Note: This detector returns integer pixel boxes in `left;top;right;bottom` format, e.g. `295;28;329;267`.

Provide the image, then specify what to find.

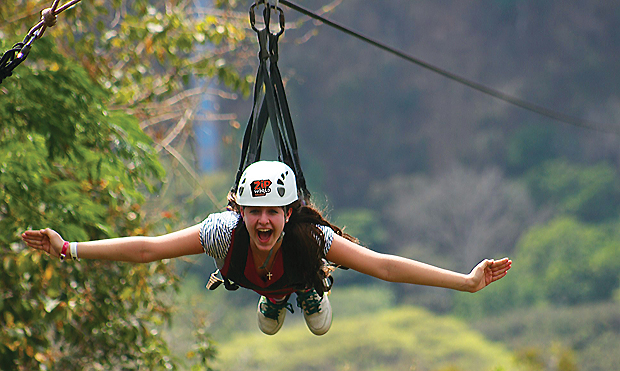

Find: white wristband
70;242;80;261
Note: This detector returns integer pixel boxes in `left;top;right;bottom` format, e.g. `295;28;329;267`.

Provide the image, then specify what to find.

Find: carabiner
272;4;285;37
249;0;284;36
249;2;257;30
250;0;271;32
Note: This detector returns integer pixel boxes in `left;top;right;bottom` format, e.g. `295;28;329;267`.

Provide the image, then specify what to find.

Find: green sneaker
296;289;332;335
257;296;293;335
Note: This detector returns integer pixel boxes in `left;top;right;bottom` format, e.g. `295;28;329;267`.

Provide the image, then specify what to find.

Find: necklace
258;247;274;279
257;231;284;280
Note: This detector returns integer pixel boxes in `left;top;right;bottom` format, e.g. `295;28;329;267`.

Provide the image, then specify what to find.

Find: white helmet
236;161;298;206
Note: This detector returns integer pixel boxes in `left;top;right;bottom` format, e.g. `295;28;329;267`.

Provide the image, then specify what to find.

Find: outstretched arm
326;234;511;293
21;225;205;263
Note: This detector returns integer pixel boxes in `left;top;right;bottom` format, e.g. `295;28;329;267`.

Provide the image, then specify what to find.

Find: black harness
205;218;335;295
218;222;308;296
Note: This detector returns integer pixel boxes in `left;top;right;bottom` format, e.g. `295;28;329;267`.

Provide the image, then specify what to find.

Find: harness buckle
206;269;224;290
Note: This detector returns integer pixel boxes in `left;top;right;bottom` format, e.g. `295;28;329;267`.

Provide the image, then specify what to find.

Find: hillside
162;281;520;371
162;278;618;371
214;306;516;371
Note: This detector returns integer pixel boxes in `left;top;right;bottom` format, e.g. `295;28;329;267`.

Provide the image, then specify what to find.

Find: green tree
1;0;252;369
516;217;620;305
526;160;620;222
455;216;620;315
505;125;559;175
1;39;175;370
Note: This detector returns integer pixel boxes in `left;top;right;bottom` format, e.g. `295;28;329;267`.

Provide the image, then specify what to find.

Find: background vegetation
2;0;619;370
1;0;247;369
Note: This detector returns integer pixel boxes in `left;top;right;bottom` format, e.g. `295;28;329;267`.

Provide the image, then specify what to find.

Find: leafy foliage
454;216;620;316
0;38;178;370
516;217;620;305
505;125;561;175
0;0;253;369
213;305;517;371
333;207;388;248
168;283;517;371
525;159;620;222
20;0;253;104
471;302;619;371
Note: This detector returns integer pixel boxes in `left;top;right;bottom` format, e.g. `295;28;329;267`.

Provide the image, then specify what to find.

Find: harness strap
268;31;310;202
231;1;310;205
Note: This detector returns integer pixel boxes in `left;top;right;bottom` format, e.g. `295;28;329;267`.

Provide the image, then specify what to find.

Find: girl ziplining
21;0;511;336
22;160;512;336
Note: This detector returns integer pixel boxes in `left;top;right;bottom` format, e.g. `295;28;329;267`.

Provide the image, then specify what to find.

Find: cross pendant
267;272;273;280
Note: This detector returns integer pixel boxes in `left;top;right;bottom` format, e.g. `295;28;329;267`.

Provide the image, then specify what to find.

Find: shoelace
260;299;294;320
296;290;321;315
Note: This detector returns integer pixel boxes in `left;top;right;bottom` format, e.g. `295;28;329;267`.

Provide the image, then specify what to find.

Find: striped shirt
199;210;334;266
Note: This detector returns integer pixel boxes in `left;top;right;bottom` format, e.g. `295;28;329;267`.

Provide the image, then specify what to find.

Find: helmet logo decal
277;174;286;197
251;179;272;197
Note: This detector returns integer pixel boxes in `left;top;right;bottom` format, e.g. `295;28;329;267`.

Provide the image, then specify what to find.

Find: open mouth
257;229;273;243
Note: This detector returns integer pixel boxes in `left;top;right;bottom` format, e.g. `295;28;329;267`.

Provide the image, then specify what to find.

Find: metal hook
249;0;284;36
249;1;265;33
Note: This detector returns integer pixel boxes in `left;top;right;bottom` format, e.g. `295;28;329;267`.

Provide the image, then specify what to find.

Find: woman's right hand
21;228;64;259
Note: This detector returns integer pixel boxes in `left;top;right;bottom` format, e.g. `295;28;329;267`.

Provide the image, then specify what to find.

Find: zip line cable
279;0;617;136
2;0;616;135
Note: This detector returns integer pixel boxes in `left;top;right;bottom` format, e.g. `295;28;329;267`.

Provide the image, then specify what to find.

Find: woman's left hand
468;257;512;293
